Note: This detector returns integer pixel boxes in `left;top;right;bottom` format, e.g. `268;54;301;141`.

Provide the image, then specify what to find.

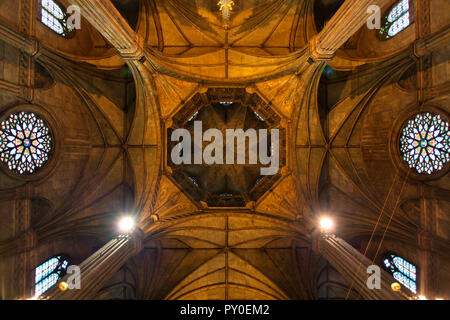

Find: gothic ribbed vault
0;0;449;300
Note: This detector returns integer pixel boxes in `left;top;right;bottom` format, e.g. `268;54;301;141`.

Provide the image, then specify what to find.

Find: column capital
412;25;450;58
417;229;434;252
130;228;144;254
0;23;39;56
308;35;336;62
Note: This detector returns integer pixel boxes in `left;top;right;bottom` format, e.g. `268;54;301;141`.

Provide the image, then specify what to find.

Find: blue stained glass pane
387;0;409;23
220;193;233;197
253;111;264;122
35;257;59;283
380;0;411;39
40;0;71;36
35;273;59;297
34;255;70;297
385;254;417;294
42;0;64;19
188;111;199;122
41;8;64;34
254;176;263;186
388;11;410;37
188;176;199;187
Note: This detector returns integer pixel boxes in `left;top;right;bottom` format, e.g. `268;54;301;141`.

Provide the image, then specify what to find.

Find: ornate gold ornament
217;0;235;26
58;281;69;291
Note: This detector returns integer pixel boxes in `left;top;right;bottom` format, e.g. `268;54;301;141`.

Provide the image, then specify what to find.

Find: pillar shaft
418;197;438;298
44;232;142;300
13;198;35;299
309;0;389;60
67;0;144;60
314;233;406;300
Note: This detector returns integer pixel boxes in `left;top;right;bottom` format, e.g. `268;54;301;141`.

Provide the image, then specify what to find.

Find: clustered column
309;0;390;60
66;0;144;60
43;230;143;300
313;233;406;300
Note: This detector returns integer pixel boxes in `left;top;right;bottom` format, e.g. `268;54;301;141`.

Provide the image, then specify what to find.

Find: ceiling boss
217;0;235;27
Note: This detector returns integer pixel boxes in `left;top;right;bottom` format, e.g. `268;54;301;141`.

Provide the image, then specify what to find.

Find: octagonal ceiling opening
167;88;286;207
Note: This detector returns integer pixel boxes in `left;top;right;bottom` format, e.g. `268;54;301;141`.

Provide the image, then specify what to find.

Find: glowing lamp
119;216;135;233
319;217;334;232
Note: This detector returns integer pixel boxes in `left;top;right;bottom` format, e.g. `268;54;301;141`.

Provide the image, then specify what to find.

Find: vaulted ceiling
0;0;449;300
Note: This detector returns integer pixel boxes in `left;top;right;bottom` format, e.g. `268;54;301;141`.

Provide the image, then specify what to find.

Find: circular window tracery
399;112;449;175
0;112;52;175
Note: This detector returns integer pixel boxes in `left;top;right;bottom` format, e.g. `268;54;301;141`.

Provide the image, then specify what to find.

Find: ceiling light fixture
217;0;235;26
319;217;334;233
118;216;135;233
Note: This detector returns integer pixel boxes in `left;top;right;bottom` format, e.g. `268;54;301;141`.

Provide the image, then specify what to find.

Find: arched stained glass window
0;112;52;175
254;176;263;186
34;255;70;297
400;112;449;174
253;111;265;122
188;111;199;122
379;0;411;39
40;0;73;37
382;253;417;294
188;176;199;187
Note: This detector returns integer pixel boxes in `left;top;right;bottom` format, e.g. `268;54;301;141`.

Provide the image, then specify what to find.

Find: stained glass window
0;112;52;175
400;112;449;174
253;111;264;122
383;253;417;294
34;255;70;297
188;176;199;187
40;0;73;36
254;176;263;186
188;111;199;122
379;0;411;39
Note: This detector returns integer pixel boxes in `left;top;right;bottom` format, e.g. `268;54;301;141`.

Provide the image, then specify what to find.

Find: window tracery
34;255;70;297
0;112;52;175
399;112;449;174
383;253;417;294
379;0;411;39
40;0;73;37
